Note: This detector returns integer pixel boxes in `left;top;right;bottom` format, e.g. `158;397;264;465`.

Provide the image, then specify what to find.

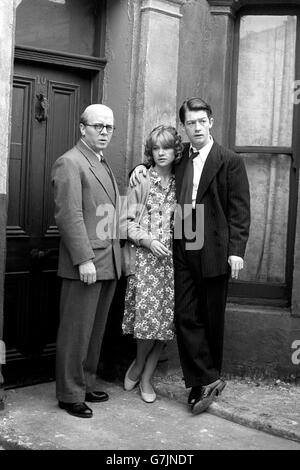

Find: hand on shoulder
129;165;147;187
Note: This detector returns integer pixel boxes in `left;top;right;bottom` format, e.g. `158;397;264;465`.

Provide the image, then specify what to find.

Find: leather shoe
191;379;227;415
85;391;109;403
188;385;203;406
58;401;93;418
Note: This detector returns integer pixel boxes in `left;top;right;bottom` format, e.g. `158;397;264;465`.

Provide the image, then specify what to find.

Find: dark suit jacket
175;141;250;277
51;139;121;280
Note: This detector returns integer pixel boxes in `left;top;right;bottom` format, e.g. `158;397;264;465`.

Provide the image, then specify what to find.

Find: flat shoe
124;360;140;391
139;383;156;403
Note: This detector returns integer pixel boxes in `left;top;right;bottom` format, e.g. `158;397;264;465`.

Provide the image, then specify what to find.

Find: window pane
16;0;100;56
236;16;296;147
239;154;290;283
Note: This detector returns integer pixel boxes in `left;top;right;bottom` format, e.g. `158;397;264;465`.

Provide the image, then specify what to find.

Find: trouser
173;240;229;388
0;340;4;402
56;278;117;402
0;365;3;399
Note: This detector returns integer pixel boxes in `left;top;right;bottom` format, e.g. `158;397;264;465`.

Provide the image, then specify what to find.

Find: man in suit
130;97;250;414
52;104;121;418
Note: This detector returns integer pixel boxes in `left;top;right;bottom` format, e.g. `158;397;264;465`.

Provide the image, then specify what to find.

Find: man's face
80;107;114;153
183;110;213;150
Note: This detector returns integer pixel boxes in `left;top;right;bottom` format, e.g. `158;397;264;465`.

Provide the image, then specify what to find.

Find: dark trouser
56;278;117;403
173;239;229;388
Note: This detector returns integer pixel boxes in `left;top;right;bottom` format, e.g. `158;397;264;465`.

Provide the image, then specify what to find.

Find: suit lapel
76;140;116;205
175;144;190;200
196;142;223;202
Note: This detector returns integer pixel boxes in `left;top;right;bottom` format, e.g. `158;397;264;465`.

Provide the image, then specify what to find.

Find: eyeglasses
85;123;115;134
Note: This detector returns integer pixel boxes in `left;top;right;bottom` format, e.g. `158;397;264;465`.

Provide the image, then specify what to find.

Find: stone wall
0;0;16;390
103;0;184;194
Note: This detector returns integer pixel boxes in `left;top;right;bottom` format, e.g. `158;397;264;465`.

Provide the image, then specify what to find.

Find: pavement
0;366;300;450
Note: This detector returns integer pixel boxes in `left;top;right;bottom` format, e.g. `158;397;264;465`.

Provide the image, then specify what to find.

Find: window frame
228;5;300;306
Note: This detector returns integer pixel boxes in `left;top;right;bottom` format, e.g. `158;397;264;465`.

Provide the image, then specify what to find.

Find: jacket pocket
90;239;111;249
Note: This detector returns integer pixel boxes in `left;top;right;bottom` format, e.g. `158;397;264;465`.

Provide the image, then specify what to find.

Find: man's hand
228;255;244;279
79;260;97;284
150;240;172;259
129;165;147;187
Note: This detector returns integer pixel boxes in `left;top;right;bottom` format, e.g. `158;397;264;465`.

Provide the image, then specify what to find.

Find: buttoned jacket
51;139;121;280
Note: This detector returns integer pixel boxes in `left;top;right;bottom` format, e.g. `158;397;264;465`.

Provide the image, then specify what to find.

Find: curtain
235;16;296;283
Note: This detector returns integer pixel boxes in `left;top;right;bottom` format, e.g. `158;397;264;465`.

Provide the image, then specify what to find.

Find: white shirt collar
190;135;214;160
81;138;103;161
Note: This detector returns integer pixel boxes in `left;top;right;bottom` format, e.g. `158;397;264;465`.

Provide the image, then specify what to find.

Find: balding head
80;104;114;125
79;104;114;153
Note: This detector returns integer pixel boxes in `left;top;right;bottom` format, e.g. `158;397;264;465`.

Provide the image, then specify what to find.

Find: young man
52;104;121;418
131;98;250;414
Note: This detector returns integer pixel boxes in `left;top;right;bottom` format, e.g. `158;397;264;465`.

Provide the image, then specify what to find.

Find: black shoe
58;401;93;418
188;385;203;406
85;391;109;403
191;379;227;415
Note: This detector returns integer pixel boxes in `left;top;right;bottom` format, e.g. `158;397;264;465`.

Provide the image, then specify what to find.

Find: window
230;12;300;304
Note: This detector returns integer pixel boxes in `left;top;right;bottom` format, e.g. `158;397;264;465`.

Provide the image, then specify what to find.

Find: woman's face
152;144;175;170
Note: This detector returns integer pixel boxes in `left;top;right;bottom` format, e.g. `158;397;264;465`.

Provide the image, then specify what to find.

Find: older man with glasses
51;104;121;418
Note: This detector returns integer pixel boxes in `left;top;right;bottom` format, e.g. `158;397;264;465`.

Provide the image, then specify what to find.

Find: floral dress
122;167;176;340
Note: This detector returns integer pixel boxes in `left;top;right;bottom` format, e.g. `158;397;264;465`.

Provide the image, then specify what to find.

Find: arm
123;182;171;258
52;156;96;283
227;155;251;279
125;183;153;248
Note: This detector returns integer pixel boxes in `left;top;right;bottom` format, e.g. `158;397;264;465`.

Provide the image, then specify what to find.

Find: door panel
4;60;92;386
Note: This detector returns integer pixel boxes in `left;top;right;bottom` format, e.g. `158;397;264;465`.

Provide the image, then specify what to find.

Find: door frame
14;45;107;103
4;30;107;385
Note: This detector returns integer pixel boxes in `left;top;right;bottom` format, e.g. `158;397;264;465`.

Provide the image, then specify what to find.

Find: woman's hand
149;240;172;258
129;165;147;187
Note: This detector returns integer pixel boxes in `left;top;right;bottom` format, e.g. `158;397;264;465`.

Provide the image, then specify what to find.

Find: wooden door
4;60;92;386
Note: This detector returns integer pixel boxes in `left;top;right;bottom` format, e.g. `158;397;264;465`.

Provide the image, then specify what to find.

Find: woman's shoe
124;360;140;391
139;383;156;403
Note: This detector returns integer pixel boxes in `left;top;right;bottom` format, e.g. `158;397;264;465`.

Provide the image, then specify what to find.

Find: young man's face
183;109;213;150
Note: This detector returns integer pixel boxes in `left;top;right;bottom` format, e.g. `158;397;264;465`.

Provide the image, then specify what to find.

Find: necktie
178;150;199;208
100;156;116;201
174;150;199;240
101;156;113;180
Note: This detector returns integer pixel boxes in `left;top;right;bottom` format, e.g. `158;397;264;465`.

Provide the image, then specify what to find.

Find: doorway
4;60;93;386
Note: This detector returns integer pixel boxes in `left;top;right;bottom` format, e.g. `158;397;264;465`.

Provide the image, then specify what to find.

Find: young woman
122;125;183;403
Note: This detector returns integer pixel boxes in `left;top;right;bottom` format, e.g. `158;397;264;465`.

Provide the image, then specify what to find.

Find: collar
189;136;214;160
150;166;174;186
80;138;103;161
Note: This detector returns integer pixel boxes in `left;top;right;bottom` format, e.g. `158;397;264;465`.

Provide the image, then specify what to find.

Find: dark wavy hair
144;125;183;167
179;97;212;124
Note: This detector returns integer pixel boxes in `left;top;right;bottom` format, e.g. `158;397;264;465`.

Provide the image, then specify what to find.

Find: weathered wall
177;0;212;109
103;0;184;193
177;0;233;143
0;0;15;390
103;0;137;194
223;305;300;381
132;0;183;165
